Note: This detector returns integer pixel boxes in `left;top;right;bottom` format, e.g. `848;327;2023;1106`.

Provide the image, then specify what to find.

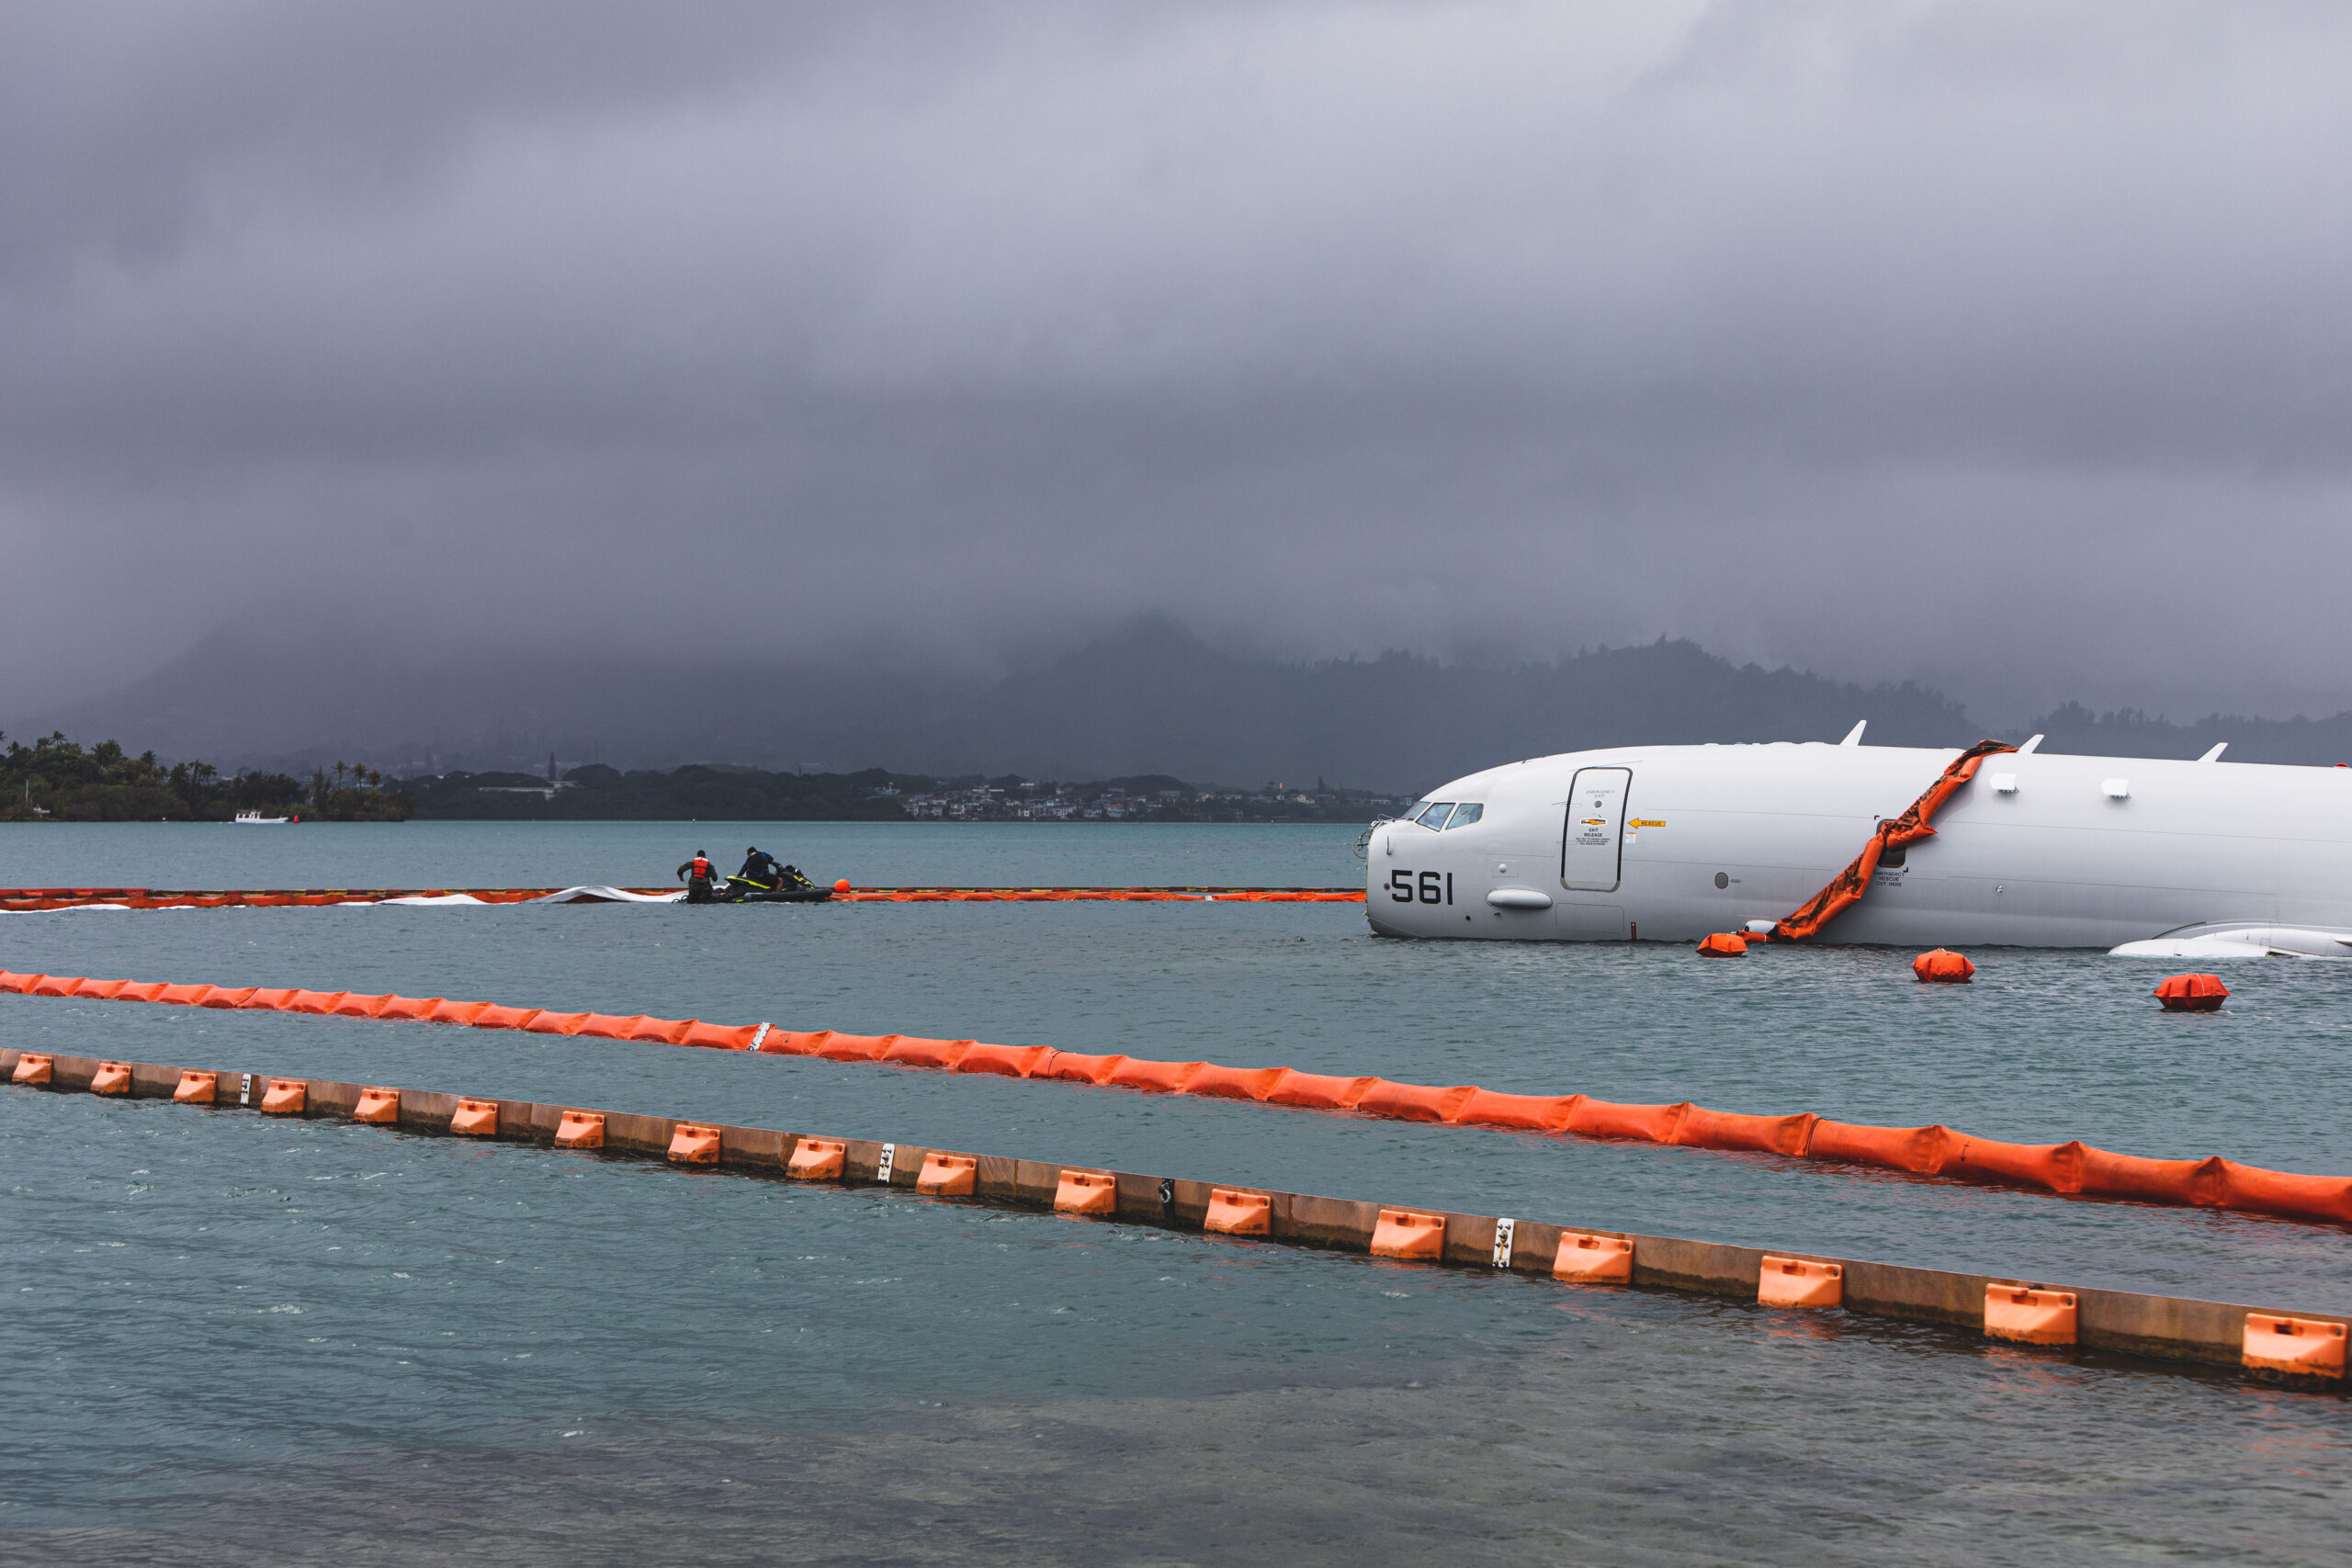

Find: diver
722;845;785;900
676;849;718;904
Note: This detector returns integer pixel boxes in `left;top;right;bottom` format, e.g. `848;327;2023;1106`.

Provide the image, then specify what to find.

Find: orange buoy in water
1696;932;1747;957
833;878;850;893
1913;949;1974;983
2154;973;2228;1012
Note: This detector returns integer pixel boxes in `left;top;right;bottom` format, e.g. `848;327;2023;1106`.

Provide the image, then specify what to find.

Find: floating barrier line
5;1045;2342;1385
0;886;1365;912
6;967;2349;1232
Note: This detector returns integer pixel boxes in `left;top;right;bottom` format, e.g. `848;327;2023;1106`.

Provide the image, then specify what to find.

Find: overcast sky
6;0;2350;724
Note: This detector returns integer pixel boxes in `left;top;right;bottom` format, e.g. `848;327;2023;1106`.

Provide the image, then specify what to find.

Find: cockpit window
1444;803;1483;829
1414;801;1456;829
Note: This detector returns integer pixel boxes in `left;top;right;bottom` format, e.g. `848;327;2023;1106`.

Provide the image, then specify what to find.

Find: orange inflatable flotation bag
1695;932;1747;957
2154;973;2228;1011
1104;1058;1203;1093
1182;1064;1285;1101
951;1043;1051;1078
1037;1052;1126;1084
1448;1089;1580;1132
1913;949;1974;983
1353;1080;1476;1122
1262;1070;1378;1110
882;1036;972;1070
1673;1106;1817;1156
1564;1098;1690;1144
1806;1120;1950;1174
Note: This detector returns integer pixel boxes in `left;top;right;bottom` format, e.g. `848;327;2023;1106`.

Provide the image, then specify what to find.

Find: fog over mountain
23;619;2352;795
6;5;2352;746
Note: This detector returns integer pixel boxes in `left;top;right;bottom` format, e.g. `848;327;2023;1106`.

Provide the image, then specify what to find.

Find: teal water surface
3;822;2346;1564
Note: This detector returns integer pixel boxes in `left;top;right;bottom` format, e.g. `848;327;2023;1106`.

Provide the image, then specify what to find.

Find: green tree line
0;732;413;823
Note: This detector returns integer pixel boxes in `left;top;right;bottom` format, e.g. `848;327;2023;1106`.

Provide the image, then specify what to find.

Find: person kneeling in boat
676;849;718;904
724;845;785;899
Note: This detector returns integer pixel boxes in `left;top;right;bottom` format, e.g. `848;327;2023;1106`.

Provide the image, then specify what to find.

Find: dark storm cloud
5;0;2351;721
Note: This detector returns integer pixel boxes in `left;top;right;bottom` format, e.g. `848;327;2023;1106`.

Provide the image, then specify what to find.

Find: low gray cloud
6;0;2350;725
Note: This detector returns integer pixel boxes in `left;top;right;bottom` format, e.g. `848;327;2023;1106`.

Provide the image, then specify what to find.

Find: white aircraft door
1561;767;1632;892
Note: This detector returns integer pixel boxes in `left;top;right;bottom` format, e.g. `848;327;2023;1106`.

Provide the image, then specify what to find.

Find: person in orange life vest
676;849;718;903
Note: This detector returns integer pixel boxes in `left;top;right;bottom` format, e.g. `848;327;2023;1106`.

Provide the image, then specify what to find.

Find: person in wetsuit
676;849;718;903
723;846;785;899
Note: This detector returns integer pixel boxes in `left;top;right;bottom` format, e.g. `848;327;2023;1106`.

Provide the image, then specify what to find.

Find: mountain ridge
15;618;2352;793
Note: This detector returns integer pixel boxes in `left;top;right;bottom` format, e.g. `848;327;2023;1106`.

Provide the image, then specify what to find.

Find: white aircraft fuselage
1363;740;2352;951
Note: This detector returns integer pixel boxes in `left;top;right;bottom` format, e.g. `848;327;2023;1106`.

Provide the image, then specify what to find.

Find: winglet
1838;721;1867;748
2198;742;2228;763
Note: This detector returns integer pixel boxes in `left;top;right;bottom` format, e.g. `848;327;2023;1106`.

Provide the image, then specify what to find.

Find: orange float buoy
2244;1314;2347;1379
915;1151;977;1195
833;878;850;893
1204;1187;1272;1235
553;1110;605;1149
1913;949;1975;983
667;1122;722;1165
1369;1208;1447;1260
1758;1255;1844;1308
1552;1230;1634;1284
2154;973;2228;1012
1053;1168;1118;1216
1984;1284;2078;1346
1695;932;1747;957
786;1136;846;1179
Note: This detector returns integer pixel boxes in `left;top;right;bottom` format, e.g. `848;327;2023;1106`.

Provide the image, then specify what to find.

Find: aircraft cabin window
1416;801;1456;829
1444;803;1483;829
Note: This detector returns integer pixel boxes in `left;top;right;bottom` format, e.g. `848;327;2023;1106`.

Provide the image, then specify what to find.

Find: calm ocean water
3;822;2347;1563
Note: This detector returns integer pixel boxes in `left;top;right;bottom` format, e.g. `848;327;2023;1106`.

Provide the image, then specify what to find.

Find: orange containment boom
0;884;1365;912
6;1042;2346;1392
1761;739;2015;943
9;962;2352;1230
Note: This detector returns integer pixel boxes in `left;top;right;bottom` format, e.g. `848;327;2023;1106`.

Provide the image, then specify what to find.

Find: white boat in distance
232;810;291;825
1365;727;2352;956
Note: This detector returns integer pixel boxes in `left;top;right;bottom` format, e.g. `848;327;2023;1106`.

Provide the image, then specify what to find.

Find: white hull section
1365;741;2352;950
